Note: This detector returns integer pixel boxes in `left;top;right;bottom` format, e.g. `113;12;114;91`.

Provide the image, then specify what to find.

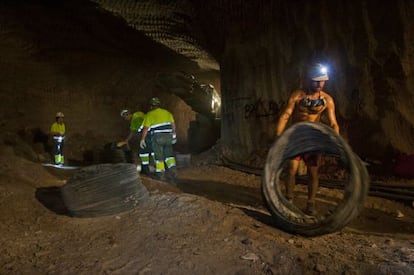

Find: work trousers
151;132;176;174
53;135;65;165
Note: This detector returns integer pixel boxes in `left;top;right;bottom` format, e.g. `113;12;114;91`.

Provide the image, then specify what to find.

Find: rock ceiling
92;0;219;70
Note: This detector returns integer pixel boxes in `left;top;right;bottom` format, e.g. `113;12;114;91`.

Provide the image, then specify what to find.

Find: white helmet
309;63;329;81
56;112;64;118
120;109;129;118
149;97;161;107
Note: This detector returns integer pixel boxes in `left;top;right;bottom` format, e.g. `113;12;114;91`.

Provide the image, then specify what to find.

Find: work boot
167;167;177;179
141;165;152;176
152;172;166;181
166;167;178;185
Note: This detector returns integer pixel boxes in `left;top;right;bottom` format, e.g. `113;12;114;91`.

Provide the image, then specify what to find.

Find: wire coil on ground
262;122;369;236
62;163;149;217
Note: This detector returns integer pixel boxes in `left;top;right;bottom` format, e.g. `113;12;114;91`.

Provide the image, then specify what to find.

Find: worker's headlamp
319;65;328;75
310;63;329;81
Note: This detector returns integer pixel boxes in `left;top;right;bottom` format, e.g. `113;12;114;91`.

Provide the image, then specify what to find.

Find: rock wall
0;1;205;161
195;0;414;168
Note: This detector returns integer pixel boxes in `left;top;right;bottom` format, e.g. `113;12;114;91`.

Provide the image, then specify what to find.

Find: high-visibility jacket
142;108;174;134
50;122;65;135
130;111;145;132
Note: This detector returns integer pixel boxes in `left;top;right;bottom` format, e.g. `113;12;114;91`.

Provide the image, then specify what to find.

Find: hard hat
308;63;329;81
149;97;161;107
56;112;64;118
120;109;129;117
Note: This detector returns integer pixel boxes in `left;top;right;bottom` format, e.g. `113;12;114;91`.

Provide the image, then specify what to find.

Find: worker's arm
275;92;297;137
139;127;149;149
125;130;135;143
326;95;340;134
117;130;136;147
140;127;149;142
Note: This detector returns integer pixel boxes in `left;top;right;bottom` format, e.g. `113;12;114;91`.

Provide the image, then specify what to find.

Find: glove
116;140;127;147
140;139;146;149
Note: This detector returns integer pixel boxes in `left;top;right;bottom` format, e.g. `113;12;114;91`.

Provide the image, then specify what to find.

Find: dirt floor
1;146;414;275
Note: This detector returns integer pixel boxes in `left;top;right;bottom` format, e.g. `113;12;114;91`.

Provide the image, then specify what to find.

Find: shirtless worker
275;62;340;215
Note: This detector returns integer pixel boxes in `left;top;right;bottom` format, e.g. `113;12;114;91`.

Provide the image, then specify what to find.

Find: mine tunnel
2;0;413;196
1;0;413;175
1;0;414;274
2;0;414;236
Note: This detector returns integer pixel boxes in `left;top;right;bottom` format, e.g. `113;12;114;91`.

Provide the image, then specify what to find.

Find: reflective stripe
53;136;65;142
153;129;173;133
54;154;64;164
137;125;151;133
151;122;172;128
165;157;176;169
155;160;165;172
139;153;150;165
151;123;173;133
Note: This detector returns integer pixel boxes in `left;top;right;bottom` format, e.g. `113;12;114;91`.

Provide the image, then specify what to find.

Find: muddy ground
1;146;414;275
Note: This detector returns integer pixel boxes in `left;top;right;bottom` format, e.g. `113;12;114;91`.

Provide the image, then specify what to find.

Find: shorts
294;153;321;167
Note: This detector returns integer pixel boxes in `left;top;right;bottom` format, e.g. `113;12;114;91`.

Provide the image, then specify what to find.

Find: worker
139;97;177;182
50;112;66;166
119;109;152;175
119;109;145;146
275;62;340;215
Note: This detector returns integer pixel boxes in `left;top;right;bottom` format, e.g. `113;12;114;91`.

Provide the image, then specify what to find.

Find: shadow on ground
176;179;264;208
173;178;414;236
36;172;414;236
35;187;70;215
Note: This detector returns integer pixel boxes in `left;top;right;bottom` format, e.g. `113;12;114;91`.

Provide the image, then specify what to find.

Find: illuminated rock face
198;0;414;168
0;0;413;169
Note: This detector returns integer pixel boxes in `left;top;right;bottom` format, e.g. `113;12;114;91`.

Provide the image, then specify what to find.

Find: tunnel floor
1;153;414;274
